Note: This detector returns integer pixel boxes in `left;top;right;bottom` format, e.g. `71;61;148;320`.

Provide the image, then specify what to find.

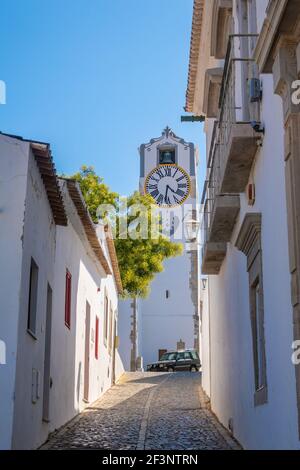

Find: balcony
201;184;239;275
202;241;227;275
201;34;260;275
217;34;262;193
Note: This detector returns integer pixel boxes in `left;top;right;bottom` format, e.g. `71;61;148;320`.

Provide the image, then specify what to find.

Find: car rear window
190;351;199;360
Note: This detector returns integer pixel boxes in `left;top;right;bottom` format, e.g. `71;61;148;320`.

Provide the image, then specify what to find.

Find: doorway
111;316;117;385
84;301;91;402
42;284;52;422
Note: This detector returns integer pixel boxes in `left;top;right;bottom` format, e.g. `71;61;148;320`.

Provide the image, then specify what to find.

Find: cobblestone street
43;372;239;450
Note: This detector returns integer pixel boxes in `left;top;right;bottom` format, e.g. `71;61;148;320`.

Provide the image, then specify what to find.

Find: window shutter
95;316;99;359
65;270;72;329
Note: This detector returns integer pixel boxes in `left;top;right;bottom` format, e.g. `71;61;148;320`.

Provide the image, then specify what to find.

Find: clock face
144;164;191;207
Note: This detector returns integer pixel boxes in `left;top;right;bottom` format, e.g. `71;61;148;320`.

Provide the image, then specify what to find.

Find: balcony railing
201;34;260;274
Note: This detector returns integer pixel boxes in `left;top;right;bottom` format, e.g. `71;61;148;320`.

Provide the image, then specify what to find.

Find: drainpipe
130;297;137;372
208;277;212;399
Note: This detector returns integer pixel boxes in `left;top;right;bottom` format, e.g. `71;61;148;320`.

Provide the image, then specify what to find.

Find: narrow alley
42;373;239;450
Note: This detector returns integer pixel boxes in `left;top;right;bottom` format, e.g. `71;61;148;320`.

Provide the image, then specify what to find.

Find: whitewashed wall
0;137;123;449
47;185;122;438
201;0;300;449
118;299;133;371
0;136;30;449
12;147;57;449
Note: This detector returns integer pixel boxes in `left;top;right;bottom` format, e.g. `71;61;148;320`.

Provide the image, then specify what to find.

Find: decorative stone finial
163;126;172;137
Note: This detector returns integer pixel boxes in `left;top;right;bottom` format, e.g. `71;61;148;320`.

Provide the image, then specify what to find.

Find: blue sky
0;0;205;196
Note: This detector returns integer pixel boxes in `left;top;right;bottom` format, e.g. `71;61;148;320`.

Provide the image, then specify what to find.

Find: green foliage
70;166;183;298
115;191;183;298
71;165;118;222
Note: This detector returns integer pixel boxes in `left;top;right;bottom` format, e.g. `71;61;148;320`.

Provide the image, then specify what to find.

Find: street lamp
185;218;200;241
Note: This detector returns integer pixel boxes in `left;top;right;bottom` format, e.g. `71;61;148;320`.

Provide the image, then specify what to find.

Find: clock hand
165;186;172;204
166;184;176;193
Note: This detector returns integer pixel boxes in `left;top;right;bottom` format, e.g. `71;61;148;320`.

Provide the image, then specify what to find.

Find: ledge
220;123;261;193
202;242;227;275
209;194;240;243
211;0;232;59
203;68;223;118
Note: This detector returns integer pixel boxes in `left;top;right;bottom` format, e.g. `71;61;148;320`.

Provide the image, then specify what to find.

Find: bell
160;151;174;164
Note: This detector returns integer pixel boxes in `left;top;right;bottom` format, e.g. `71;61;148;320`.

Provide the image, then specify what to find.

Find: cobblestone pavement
43;372;239;450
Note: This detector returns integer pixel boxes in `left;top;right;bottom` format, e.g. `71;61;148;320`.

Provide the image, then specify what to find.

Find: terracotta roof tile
65;179;112;276
185;0;205;113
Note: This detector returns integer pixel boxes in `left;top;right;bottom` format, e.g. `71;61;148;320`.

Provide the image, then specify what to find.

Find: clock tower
118;127;200;371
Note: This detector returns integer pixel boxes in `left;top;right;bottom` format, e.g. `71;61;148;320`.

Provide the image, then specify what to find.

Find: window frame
64;269;72;329
236;213;268;406
108;304;114;355
27;257;39;338
95;316;99;359
248;253;267;405
103;294;109;347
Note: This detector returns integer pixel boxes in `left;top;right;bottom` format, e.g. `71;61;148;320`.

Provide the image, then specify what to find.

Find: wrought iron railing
201;34;259;249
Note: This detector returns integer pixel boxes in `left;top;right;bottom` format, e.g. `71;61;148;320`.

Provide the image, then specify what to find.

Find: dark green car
147;349;201;372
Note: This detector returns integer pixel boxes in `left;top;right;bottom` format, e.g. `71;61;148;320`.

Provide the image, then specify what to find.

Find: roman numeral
147;184;158;190
176;189;185;197
176;175;185;182
157;194;164;205
164;195;171;205
150;176;159;183
173;195;181;204
178;183;187;189
156;169;164;179
150;189;159;199
164;167;172;177
173;168;179;178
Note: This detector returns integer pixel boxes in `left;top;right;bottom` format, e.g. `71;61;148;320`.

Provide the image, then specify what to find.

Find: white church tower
119;127;200;370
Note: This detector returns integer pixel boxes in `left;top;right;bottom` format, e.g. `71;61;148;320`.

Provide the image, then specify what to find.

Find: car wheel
190;366;198;372
167;367;174;372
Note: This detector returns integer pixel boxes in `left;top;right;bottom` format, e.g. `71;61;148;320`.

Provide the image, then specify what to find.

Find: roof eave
65;179;112;276
104;224;123;295
185;0;205;114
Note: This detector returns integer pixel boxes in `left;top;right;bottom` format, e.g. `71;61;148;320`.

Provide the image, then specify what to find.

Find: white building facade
186;0;300;449
0;133;124;449
119;128;200;370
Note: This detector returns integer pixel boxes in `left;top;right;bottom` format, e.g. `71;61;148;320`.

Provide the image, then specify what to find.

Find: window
65;270;72;329
190;350;200;361
95;316;99;359
160;352;177;361
108;305;114;355
176;352;185;360
250;279;265;391
27;258;39;337
236;213;267;406
184;352;192;360
104;295;109;346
